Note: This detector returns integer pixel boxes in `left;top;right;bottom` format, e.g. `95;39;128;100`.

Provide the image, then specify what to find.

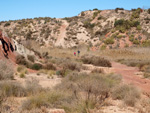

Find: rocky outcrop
0;31;16;61
0;31;35;62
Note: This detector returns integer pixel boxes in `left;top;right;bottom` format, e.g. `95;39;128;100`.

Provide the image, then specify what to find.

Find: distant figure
74;52;76;56
77;50;80;56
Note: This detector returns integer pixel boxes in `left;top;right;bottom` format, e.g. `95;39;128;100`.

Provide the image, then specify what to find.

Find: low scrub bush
142;40;150;47
17;65;28;74
16;55;29;67
22;90;75;111
133;39;140;45
104;38;114;45
81;54;112;67
22;72;121;112
31;63;43;70
4;22;10;27
0;60;14;80
0;81;26;97
25;78;42;95
27;55;35;62
20;73;25;78
112;84;140;106
43;63;56;70
62;61;81;71
100;44;106;50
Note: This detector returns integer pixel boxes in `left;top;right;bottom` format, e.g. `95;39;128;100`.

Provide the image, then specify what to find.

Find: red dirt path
112;62;150;95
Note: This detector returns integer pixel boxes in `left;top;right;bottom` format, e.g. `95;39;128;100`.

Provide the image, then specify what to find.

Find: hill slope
0;8;150;49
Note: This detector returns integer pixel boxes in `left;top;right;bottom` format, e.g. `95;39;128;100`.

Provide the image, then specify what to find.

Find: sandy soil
15;73;62;89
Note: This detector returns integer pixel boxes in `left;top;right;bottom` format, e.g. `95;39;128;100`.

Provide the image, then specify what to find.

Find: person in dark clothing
77;50;80;56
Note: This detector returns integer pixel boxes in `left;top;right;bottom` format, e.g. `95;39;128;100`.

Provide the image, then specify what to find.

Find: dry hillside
0;8;150;49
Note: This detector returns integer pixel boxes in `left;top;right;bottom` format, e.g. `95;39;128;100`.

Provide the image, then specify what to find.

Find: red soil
112;62;150;96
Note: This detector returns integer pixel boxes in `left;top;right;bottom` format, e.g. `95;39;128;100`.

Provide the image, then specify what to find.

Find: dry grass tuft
0;60;14;80
112;84;141;106
81;54;112;67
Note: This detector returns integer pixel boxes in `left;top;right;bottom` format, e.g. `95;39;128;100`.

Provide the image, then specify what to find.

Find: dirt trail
112;62;150;94
55;20;69;47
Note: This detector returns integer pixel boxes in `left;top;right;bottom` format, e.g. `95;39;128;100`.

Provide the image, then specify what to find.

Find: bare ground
112;62;150;95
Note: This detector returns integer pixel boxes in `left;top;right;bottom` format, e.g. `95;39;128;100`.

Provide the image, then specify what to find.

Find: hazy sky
0;0;149;21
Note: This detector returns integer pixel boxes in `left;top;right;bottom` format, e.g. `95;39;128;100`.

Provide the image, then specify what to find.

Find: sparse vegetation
31;63;43;70
0;8;150;113
100;44;106;50
112;84;140;106
22;72;122;112
0;60;14;80
81;54;111;67
27;55;35;62
104;37;114;45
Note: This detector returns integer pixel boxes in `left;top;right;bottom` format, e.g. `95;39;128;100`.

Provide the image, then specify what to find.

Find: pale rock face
13;39;35;58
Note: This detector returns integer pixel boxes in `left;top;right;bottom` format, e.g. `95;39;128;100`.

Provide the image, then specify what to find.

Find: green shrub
83;21;95;29
104;38;114;45
56;70;61;75
117;35;123;39
114;19;140;32
115;8;124;13
20;73;25;78
114;19;124;27
81;11;85;16
100;44;106;50
98;16;102;20
17;65;24;72
4;22;10;27
93;8;98;10
142;40;150;47
118;27;126;33
93;10;101;19
133;39;140;45
132;20;140;27
136;25;142;30
111;29;116;33
129;36;134;42
31;63;43;70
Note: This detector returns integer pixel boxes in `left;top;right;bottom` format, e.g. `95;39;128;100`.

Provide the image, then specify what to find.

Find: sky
0;0;149;21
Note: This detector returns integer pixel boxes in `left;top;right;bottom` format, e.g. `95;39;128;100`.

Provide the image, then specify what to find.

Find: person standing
77;50;80;56
74;52;76;56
